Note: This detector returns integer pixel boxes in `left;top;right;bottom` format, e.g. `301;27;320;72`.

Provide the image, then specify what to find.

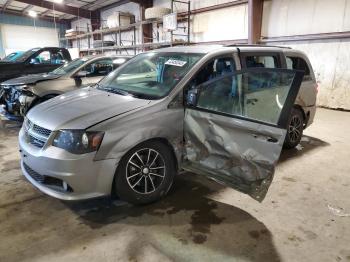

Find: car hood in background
27;88;151;130
1;73;62;86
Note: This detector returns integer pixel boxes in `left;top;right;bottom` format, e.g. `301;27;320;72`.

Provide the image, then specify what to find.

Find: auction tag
165;59;187;67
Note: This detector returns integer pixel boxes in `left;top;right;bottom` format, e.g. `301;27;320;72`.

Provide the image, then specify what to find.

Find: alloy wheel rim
126;148;165;194
288;115;302;143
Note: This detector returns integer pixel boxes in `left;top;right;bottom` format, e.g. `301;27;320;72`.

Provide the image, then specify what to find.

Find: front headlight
52;130;104;154
15;85;35;97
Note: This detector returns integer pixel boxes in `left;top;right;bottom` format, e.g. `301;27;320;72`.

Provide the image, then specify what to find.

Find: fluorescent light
113;58;126;64
28;10;37;17
53;0;63;3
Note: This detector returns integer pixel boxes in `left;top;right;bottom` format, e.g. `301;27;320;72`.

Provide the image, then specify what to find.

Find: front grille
23;162;73;192
32;123;51;137
23;162;45;183
24;118;52;148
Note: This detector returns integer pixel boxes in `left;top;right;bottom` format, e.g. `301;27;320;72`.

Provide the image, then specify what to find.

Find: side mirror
186;88;199;107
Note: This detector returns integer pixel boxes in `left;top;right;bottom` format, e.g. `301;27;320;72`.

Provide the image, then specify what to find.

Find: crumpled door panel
183;109;286;202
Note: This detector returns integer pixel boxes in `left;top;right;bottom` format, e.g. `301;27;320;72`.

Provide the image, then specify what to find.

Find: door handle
252;134;278;143
247;98;258;105
266;137;278;143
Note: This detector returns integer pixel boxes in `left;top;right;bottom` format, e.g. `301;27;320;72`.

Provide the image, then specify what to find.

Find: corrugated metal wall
262;0;350;109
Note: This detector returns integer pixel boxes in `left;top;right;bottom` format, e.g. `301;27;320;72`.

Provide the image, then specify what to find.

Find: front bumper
19;127;117;200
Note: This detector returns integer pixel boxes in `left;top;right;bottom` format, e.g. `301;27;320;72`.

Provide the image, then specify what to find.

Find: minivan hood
1;73;61;86
27;88;151;130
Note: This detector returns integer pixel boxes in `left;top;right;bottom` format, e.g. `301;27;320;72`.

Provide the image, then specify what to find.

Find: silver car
19;45;310;204
0;55;131;118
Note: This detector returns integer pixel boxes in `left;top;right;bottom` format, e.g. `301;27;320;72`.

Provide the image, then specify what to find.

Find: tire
115;141;176;205
145;7;171;20
284;108;304;149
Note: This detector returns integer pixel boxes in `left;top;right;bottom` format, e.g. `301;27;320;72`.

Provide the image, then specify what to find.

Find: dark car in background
0;55;131;119
0;47;72;83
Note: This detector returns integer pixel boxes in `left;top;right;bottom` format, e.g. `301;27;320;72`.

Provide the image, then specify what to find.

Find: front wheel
114;141;176;205
284;108;304;149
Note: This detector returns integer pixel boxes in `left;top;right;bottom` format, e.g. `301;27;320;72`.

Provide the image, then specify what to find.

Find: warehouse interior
0;0;349;261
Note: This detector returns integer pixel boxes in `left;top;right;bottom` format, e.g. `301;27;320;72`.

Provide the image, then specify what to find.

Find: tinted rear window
286;56;310;76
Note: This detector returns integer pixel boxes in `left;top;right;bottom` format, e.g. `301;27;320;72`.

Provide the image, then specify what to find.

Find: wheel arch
111;136;179;196
293;104;309;128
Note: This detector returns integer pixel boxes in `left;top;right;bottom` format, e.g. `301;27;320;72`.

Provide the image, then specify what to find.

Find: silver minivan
18;45;315;204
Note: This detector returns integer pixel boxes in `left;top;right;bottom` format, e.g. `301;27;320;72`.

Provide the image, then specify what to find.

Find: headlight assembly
52;130;104;154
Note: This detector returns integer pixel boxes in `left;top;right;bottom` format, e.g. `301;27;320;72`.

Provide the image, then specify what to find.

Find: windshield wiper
97;85;130;96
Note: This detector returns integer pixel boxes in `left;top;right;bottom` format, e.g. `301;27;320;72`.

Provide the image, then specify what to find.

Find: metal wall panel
262;0;350;109
277;40;350;110
262;0;350;37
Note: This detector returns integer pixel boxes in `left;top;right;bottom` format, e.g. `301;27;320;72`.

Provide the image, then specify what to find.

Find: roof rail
225;44;292;49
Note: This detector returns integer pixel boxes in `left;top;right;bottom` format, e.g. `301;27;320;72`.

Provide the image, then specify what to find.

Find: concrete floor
0;108;349;262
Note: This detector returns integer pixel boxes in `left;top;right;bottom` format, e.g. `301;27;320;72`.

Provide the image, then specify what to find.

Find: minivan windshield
97;52;204;99
51;58;88;75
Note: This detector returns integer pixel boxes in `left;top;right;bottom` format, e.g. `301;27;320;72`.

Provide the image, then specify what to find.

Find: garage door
1;24;59;54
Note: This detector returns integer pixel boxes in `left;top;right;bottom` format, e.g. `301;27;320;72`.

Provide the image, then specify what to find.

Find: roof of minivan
154;44;292;54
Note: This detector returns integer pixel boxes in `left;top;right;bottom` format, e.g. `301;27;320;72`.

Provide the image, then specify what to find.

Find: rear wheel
284;108;304;149
115;141;175;204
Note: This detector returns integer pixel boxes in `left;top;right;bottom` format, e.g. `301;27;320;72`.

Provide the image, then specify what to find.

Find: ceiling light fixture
53;0;63;3
28;10;37;17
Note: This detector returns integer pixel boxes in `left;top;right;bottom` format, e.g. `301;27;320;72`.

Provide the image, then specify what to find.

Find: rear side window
245;55;278;68
286;56;311;78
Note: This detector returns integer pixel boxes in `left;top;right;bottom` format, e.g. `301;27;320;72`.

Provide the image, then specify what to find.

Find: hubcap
126;148;165;194
288;115;302;143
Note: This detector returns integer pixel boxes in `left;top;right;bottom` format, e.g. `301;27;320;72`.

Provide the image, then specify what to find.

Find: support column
0;25;5;58
139;0;153;44
248;0;263;44
91;10;101;40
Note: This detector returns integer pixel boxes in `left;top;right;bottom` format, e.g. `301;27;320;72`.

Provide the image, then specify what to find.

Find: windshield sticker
165;59;187;67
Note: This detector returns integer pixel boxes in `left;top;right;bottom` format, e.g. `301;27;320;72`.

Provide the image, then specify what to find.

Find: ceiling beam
2;0;14;12
40;9;51;17
22;4;33;14
2;8;69;22
15;0;93;19
96;0;132;12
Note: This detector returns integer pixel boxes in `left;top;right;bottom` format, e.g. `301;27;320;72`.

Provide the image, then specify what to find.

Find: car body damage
183;109;283;201
182;68;304;201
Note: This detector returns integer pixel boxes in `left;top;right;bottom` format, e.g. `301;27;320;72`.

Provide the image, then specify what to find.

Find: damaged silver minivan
19;45;309;204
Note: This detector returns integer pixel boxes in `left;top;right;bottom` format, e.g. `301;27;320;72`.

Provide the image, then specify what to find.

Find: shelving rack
59;0;191;56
